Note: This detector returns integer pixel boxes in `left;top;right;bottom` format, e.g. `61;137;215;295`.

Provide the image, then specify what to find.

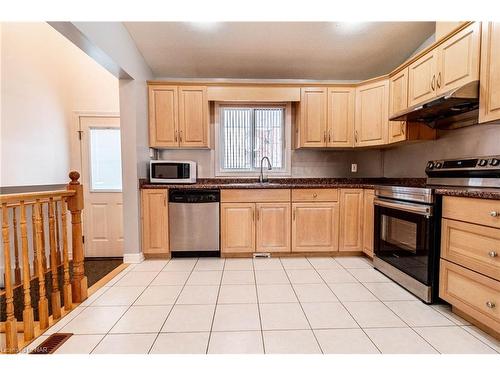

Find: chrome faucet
259;156;272;183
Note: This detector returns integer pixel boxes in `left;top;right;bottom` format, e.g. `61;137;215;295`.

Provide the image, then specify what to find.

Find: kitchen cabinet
221;203;255;253
408;22;480;107
292;203;339;253
148;85;210;148
388;69;408;144
440;196;500;338
256;203;291;253
327;87;355;147
339;189;364;252
354;79;389;147
297;87;328;147
141;189;169;256
220;189;291;254
480;22;500;124
362;189;375;257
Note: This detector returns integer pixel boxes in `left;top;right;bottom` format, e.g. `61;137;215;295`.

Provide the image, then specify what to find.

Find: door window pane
90;128;122;191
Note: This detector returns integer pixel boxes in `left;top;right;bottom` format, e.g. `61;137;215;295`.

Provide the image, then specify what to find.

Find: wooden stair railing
0;171;87;354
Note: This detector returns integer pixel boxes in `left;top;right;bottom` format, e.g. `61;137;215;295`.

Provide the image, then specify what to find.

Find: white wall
0;22;119;187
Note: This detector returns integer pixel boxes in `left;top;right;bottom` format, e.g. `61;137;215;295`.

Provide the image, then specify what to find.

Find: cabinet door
178;86;209;148
480;22;500;123
362;189;375;257
354;80;389;147
148;86;179;148
408;50;439;106
221;203;255;254
327;87;355;147
437;22;481;95
292;203;339;252
299;87;327;147
339;189;364;252
388;69;408;144
256;203;291;253
141;189;169;255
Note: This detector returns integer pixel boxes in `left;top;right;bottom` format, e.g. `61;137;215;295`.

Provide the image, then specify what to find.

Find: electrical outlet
351;163;358;173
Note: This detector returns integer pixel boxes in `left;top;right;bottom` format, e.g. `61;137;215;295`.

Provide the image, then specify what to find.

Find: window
216;104;290;175
89;128;123;191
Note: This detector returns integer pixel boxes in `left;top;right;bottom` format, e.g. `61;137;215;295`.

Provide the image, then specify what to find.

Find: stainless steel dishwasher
168;189;220;257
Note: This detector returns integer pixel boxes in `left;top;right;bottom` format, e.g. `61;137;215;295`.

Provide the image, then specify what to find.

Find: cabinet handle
252;210;255;222
328;129;332;143
179;130;183;142
354;131;358;143
490;211;499;217
256;208;260;221
431;75;436;91
437;72;442;89
312;193;318;198
488;251;498;258
323;130;327;143
486;301;496;309
293;208;296;221
400;122;405;135
174;130;178;142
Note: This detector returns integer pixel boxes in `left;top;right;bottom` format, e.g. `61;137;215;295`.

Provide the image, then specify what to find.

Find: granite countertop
139;177;427;190
433;187;500;200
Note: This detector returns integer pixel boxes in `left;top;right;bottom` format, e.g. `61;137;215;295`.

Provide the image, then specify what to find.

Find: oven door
374;198;435;286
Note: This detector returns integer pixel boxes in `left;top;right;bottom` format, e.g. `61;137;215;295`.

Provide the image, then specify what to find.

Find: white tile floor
21;256;500;354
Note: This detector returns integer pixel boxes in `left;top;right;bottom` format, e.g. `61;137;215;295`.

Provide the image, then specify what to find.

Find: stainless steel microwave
150;160;197;184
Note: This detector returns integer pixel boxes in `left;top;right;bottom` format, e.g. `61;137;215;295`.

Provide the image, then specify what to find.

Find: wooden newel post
67;171;88;303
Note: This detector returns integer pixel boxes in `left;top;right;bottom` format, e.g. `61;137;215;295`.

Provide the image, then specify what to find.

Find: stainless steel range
373;155;500;304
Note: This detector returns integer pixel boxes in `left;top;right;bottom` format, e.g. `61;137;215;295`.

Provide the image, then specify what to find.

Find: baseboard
123;252;145;264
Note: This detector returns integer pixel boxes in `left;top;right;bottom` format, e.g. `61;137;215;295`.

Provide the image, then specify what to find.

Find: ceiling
124;22;436;80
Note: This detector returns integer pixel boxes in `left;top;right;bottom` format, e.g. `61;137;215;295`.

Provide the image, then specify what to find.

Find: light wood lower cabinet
339;189;364;251
292;202;339;252
221;203;255;253
141;189;169;255
362;189;375;257
256;203;291;253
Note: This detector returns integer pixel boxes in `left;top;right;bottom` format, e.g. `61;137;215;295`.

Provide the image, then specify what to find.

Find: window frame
214;102;292;177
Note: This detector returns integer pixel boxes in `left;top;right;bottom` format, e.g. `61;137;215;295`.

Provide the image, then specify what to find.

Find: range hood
390;80;479;129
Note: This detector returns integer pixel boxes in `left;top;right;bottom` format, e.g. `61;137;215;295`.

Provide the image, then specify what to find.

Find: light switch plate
351;163;358;173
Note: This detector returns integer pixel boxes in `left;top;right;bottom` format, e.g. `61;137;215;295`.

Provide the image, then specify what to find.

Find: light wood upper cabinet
437;22;481;95
148;85;210;148
408;49;439;106
141;189;169;255
362;189;375;257
298;87;327;147
221;203;255;253
327;87;355;147
256;203;291;253
355;79;389;147
408;22;480;107
292;202;339;252
480;22;500;124
149;86;179;148
388;68;408;144
178;86;210;148
339;189;364;252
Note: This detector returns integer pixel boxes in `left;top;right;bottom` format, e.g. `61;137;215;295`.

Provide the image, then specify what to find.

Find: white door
79;116;123;257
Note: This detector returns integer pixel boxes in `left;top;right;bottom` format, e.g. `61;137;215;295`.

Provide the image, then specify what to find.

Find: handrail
1;171;86;354
0;190;75;204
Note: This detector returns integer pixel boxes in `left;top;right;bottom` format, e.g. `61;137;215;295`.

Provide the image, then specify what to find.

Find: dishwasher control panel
169;189;220;203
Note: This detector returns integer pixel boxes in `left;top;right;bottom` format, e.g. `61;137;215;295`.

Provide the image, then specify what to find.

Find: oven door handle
374;198;433;217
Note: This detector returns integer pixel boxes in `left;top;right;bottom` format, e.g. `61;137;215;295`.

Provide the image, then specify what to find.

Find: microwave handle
374;198;433;217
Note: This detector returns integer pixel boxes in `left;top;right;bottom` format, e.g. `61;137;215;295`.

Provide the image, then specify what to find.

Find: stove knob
426;161;435;169
478;159;488;167
489;158;500;167
435;162;443;169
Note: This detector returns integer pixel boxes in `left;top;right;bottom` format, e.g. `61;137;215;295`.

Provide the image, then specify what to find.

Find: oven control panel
426;155;500;172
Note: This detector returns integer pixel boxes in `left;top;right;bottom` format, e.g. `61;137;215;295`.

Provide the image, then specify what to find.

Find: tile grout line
314;257;382;354
280;257;324;354
88;259;173;354
147;257;199;354
252;258;266;354
205;258;226;354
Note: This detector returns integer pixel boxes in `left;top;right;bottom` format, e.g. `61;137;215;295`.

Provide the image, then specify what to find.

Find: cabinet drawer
443;196;500;229
292;189;339;202
440;260;500;334
441;219;500;280
221;189;290;203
